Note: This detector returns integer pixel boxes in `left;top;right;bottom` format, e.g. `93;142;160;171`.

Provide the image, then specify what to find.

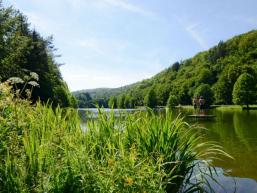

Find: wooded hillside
74;30;257;108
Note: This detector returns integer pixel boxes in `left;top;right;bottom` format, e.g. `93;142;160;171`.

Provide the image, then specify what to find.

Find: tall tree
144;89;157;108
166;94;179;108
232;73;256;109
0;4;75;107
117;95;125;109
194;84;214;106
108;96;117;108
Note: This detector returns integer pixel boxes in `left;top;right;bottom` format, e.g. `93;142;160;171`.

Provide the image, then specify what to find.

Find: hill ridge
74;30;257;108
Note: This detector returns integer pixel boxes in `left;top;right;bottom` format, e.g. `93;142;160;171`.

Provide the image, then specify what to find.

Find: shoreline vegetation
175;105;257;111
0;82;230;193
79;105;257;111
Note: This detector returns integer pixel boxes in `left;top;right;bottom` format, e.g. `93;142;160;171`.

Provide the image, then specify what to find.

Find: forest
74;30;257;109
0;3;76;107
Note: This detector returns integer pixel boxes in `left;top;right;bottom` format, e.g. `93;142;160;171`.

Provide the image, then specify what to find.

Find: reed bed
0;83;228;193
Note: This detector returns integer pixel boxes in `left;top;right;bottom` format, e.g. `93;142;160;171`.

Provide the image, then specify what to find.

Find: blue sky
4;0;257;91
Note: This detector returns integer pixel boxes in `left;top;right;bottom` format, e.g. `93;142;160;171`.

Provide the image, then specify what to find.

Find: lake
79;108;257;193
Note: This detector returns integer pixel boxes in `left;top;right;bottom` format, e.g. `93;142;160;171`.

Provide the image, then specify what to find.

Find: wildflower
30;72;39;81
7;77;24;84
124;177;134;186
108;159;115;167
25;89;31;98
23;75;30;81
28;81;40;87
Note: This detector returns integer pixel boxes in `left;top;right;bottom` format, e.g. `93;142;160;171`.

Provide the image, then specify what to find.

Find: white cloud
76;37;129;64
185;23;208;49
79;39;107;57
63;0;156;19
174;15;209;49
103;0;155;17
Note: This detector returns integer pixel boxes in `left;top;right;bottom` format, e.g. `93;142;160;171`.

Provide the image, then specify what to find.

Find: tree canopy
0;3;75;107
232;73;257;108
144;89;157;108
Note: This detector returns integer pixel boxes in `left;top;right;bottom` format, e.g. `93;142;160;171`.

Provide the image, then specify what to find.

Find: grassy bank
176;105;257;111
0;83;228;193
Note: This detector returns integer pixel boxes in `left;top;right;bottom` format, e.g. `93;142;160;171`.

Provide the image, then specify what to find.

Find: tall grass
0;83;229;192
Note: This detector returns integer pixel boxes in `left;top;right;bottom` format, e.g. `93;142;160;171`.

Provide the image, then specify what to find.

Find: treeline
0;2;76;107
74;30;257;108
74;92;136;109
73;86;133;108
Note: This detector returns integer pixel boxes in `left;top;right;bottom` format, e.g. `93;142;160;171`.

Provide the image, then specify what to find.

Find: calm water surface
79;108;257;193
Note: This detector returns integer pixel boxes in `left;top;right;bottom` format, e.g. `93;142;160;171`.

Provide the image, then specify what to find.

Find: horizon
4;0;257;91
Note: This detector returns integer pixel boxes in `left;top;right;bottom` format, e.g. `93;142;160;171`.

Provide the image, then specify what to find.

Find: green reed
0;83;229;193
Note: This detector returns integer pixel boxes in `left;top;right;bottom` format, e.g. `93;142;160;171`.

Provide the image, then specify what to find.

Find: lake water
79;108;257;193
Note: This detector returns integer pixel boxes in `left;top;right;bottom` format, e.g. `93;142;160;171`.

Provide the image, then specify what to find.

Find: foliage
117;94;126;109
166;94;179;108
0;3;74;107
144;88;157;108
0;83;229;193
75;92;93;108
108;95;117;108
197;69;213;84
232;73;257;108
194;84;214;106
73;86;132;108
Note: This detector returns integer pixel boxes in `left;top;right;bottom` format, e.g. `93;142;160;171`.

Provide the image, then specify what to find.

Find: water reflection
183;109;257;193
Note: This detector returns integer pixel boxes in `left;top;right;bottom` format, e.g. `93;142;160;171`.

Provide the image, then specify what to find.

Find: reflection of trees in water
230;111;257;180
233;111;257;150
202;111;238;149
153;109;257;181
209;110;257;180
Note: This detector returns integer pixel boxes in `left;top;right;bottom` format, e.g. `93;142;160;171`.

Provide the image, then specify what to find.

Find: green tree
213;77;231;104
194;84;214;106
155;85;170;106
76;92;92;108
117;95;125;109
232;73;256;109
144;89;157;108
129;97;136;108
197;68;213;84
166;94;179;108
124;95;131;108
171;61;180;72
0;4;75;107
108;96;117;108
